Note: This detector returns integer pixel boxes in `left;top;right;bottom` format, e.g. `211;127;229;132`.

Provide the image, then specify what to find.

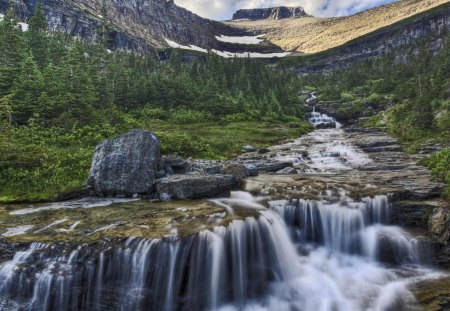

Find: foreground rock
156;175;238;200
87;130;160;196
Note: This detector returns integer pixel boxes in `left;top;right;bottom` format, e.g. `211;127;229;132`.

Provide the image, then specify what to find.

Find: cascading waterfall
0;193;441;311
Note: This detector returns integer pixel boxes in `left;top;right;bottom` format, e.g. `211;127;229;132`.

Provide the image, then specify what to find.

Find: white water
274;128;372;173
0;191;443;311
0;127;445;310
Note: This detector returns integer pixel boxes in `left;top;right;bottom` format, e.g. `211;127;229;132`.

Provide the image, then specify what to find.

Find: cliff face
285;2;450;73
232;6;310;20
0;0;242;53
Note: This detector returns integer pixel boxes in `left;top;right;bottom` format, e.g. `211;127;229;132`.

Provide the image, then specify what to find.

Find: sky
174;0;398;20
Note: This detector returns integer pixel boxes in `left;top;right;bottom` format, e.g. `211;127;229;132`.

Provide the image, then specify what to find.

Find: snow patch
215;35;264;45
17;22;29;32
165;38;208;53
2;225;34;237
165;38;290;59
0;14;4;22
213;50;290;58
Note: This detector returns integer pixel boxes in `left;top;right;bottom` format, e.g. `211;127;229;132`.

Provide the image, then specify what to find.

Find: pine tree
27;2;49;68
0;2;25;96
10;55;44;124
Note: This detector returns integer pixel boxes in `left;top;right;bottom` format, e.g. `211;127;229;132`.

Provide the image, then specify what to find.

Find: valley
0;0;449;310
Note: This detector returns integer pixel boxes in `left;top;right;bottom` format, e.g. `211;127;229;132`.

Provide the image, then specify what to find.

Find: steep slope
232;6;310;20
0;0;259;53
227;0;450;54
279;1;450;73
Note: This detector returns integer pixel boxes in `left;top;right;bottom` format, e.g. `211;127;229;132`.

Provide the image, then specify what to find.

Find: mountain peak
232;6;311;20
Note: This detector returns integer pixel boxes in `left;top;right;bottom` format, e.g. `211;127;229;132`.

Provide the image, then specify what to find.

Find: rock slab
156;175;238;200
87;130;160;196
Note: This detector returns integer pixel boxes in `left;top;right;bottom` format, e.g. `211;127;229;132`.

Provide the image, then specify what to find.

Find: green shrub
169;109;212;124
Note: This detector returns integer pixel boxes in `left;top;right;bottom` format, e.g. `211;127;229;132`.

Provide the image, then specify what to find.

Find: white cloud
174;0;397;20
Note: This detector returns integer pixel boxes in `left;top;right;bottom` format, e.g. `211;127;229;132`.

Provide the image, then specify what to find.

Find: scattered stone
242;145;257;152
163;155;191;174
244;164;259;177
156;175;238;200
87;130;160;196
221;163;249;181
258;148;270;154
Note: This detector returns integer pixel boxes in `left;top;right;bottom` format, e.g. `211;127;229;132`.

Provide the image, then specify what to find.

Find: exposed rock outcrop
0;0;243;53
232;6;310;20
87;130;160;196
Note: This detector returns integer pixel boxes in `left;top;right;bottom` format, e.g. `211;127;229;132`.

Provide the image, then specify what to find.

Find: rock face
156;175;238;200
0;0;242;53
232;6;309;20
87;130;160;196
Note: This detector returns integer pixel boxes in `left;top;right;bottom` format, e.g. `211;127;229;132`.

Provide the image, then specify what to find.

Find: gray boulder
156;175;238;200
244;164;259;177
221;163;249;181
87;130;160;196
163;155;191;174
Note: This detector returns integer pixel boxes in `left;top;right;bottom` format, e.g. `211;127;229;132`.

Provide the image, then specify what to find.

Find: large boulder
156;175;238;200
87;130;160;196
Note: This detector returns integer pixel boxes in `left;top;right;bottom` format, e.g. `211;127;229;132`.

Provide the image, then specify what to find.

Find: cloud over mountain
174;0;396;20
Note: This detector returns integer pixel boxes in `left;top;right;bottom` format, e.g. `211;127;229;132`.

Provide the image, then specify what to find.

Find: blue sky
174;0;398;20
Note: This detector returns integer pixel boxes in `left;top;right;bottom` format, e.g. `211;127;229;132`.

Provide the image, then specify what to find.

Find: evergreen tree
27;2;49;68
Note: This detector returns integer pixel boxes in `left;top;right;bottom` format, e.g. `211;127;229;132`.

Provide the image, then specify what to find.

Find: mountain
0;0;257;53
232;6;310;21
1;0;449;61
280;1;450;73
227;0;450;54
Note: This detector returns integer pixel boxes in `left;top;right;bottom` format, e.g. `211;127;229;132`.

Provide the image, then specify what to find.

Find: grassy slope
0;120;311;203
227;0;449;53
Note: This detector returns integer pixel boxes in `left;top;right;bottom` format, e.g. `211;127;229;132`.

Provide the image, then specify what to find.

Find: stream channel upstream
0;119;449;310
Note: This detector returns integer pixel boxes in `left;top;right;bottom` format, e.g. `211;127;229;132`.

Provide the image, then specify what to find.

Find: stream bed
0;127;448;310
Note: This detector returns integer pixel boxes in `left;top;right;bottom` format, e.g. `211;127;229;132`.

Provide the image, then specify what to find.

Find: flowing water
0;128;446;310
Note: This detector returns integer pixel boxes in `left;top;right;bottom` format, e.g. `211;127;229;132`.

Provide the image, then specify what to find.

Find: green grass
0;120;312;203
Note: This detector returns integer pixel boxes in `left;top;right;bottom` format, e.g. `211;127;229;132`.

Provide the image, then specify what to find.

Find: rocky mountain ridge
1;0;449;66
0;0;250;53
232;6;310;20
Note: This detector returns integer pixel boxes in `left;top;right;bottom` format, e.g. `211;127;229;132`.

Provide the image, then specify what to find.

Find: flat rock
156;175;238;200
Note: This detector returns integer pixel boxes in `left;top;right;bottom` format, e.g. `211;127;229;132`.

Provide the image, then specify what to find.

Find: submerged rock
156;175;238;200
87;130;160;196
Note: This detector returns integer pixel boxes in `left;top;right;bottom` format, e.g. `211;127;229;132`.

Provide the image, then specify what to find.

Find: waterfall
0;193;440;311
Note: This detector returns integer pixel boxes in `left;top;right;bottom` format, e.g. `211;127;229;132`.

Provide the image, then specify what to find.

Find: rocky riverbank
0;124;449;310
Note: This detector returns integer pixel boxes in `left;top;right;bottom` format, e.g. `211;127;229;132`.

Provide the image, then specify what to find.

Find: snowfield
165;38;290;59
215;35;264;44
